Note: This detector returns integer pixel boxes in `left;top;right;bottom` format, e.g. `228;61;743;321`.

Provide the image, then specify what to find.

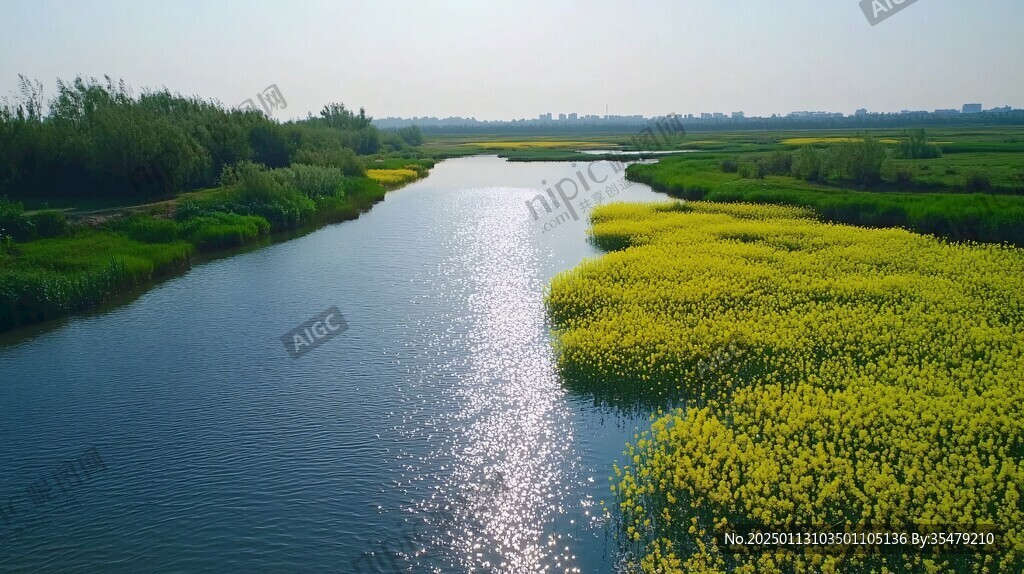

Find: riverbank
0;162;433;333
623;130;1024;245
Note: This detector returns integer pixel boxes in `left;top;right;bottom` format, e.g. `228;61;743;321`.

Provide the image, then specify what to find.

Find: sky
1;0;1021;120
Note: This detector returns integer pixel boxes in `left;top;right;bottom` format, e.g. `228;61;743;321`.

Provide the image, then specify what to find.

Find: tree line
0;75;424;201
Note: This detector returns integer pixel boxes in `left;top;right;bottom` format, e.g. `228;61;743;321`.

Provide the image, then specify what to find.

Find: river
0;156;669;573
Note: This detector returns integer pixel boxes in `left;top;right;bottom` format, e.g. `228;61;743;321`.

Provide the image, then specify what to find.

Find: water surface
0;156;668;573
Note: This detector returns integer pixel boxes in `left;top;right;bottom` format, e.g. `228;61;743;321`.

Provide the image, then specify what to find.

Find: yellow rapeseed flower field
366;168;421;187
546;201;1024;573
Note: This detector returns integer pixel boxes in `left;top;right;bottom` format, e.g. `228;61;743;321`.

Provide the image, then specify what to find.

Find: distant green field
426;126;1024;162
626;131;1024;245
423;132;690;161
888;152;1024;191
421;127;1024;244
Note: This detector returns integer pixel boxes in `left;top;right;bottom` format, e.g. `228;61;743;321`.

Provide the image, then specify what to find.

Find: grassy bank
626;150;1024;245
546;202;1024;573
0;160;433;332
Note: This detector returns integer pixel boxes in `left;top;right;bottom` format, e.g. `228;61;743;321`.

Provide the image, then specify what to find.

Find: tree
833;136;886;185
895;129;941;159
396;125;424;146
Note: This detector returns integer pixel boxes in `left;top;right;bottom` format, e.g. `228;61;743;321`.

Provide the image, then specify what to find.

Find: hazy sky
2;0;1021;120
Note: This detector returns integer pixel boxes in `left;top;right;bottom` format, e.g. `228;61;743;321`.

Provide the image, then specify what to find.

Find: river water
0;156;669;573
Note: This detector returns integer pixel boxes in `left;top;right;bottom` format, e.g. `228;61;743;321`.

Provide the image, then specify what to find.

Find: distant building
962;103;983;114
700;113;712;120
558;113;566;121
539;113;552;121
713;112;726;119
568;112;577;121
987;105;1012;114
934;109;960;116
731;111;745;119
855;108;868;117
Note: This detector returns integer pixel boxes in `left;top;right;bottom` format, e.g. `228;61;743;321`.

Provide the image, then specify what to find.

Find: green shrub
791;146;823;182
106;214;179;243
291;147;365;176
28;210;69;238
179;212;270;249
831;136;886;185
396;125;424;147
207;162;316;229
173;200;210;221
882;162;916;187
0;197;35;241
136;208;272;250
896;129;942;159
762;150;792;175
965;171;992;193
273;163;348;199
215;160;264;187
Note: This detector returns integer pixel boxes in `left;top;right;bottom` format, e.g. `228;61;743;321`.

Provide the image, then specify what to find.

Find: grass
0;230;193;330
627;154;1024;245
1;159;432;333
887;152;1024;191
781;137;953;145
425;127;1024;162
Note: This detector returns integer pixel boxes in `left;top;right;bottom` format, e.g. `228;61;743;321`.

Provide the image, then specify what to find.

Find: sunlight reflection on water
413;188;584;572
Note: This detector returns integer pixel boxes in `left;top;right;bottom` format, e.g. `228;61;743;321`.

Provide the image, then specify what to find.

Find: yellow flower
547;201;1024;572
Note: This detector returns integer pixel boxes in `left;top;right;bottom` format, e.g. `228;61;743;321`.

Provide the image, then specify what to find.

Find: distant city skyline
2;1;1022;122
374;102;1020;125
